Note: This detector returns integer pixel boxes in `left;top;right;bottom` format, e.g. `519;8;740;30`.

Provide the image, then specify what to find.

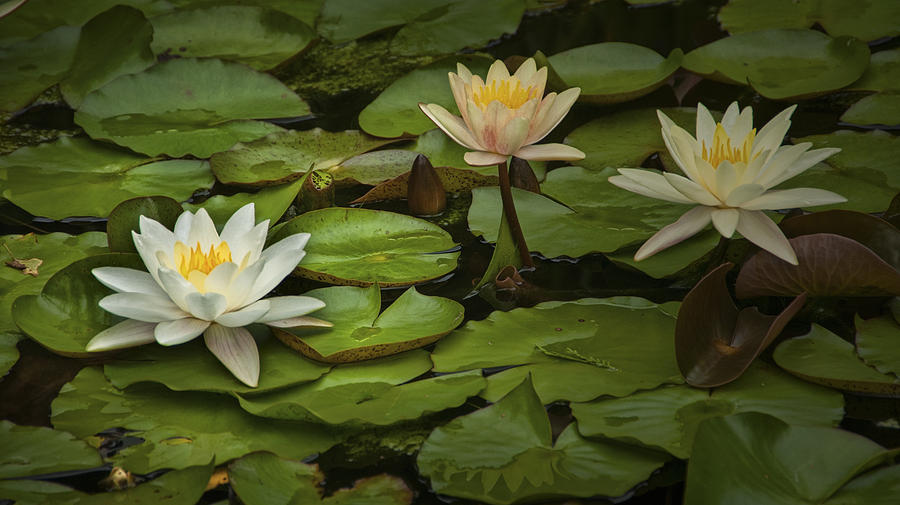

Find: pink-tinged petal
694;103;717;149
449;72;471;124
266;316;333;329
525;87;579;144
155;317;210;346
530;66;548;98
513;57;537;83
740;188;846;211
663;172;721;206
92;267;165;296
204;324;260;387
513;143;584;162
724;183;767;207
184;291;228;321
456;62;473;83
466;98;489;148
419;103;483;151
86;319;156;351
614;169;696;204
609;173;695;205
156;267;196;312
485;59;510;84
464;151;508;166
497;116;531;155
752;104;796;160
256;296;326;323
634;206;714;261
735;209;798;265
480;100;517;153
215;299;270;327
711;208;740;238
99;292;189;322
187;208;219;248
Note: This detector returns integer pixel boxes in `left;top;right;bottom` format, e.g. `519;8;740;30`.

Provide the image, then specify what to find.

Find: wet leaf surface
0;420;102;478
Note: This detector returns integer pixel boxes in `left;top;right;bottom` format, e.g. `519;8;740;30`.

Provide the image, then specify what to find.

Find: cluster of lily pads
1;0;900;504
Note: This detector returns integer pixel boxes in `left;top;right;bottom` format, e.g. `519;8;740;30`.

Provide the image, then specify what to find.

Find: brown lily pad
780;210;900;269
676;263;807;388
736;233;900;298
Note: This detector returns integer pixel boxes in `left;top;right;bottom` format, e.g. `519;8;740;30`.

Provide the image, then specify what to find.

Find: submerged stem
497;160;534;268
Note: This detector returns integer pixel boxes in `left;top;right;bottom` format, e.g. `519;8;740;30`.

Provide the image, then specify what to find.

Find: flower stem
497;160;534;268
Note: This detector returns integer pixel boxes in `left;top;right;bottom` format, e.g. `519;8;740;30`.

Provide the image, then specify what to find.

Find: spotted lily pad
0;25;79;112
773;324;900;395
417;376;670;505
0;136;214;219
547;43;682;104
271;207;459;287
0;420;102;478
273;285;464;363
572;362;843;459
210;129;399;186
682;29;870;99
51;367;341;473
75;58;308;157
150;5;315;70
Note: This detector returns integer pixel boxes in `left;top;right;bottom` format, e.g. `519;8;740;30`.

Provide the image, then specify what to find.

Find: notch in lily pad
272;285;464;363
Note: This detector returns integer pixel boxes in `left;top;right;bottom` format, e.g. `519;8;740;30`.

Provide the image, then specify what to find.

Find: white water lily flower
418;58;585;166
86;203;327;387
608;102;847;265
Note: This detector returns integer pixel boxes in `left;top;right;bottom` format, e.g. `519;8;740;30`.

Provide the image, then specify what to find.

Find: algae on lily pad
547;43;682;104
75;58;308;157
273;285;464;363
0;136;214;219
572;362;844;459
271;207;459;286
51;367;341;474
0;420;102;478
682;29;870;99
417;377;669;505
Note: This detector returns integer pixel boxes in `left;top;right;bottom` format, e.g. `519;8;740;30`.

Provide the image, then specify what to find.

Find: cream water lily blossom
418;58;585;166
86;203;328;387
608;102;846;265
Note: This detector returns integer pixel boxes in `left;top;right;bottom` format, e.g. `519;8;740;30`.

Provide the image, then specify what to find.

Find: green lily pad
150;5;315;70
331;150;420;186
317;0;453;42
106;196;183;253
718;0;900;42
351;164;496;205
229;452;413;505
547;43;682;104
468;166;714;260
104;329;331;395
0;332;21;377
851;48;900;92
794;130;900;191
388;0;526;56
773;324;900;395
273;285;464;362
606;229;721;279
12;253;143;357
685;412;898;505
682;29;870;99
572;362;843;459
417;376;669;505
271;207;459;287
167;0;322;27
0;136;215;219
75;58;307;157
0;25;79;112
855;314;900;377
0;479;81;505
359;55;493;138
210;129;400;186
0;420;102;478
773;161;896;215
841;92;900;127
408;129;546;178
184;179;303;227
51;367;341;473
59;5;155;108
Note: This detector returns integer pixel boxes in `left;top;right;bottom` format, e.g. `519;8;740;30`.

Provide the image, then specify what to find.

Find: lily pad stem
497;160;533;268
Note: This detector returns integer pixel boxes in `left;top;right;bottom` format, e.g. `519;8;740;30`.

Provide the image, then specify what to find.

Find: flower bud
408;154;446;216
509;156;540;194
299;170;334;212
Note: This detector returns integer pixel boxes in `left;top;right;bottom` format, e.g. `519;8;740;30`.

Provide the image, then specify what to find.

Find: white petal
215;300;270;327
740;188;847;211
714;159;739;199
752;143;809;188
485;59;510;84
185;291;228;321
138;214;176;246
204;324;260;387
244;234;309;303
204;262;239;298
608;174;695;204
456;62;473;83
660;117;704;184
711;208;740;238
724;183;767;207
449;72;471;124
735;209;798;265
86;319;156;351
613;169;695;204
227;221;269;265
634;206;713;260
513;57;537;83
156;267;196;312
720;101;741;131
753;104;796;160
464;151;508;166
219;203;256;247
99;293;188;322
133;232;167;284
92;267;165;296
419;103;483;150
225;259;265;310
513;143;585;162
694;103;717;148
762;147;841;188
724;104;753;144
187;208;220;248
266;316;333;329
154;317;210;346
256;296;326;323
663;172;721;206
173;209;194;242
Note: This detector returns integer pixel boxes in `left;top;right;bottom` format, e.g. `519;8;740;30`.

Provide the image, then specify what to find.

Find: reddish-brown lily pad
676;263;807;388
779;210;900;269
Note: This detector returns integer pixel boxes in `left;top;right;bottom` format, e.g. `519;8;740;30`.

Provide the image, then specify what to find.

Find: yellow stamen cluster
702;123;758;168
174;241;232;280
472;77;538;111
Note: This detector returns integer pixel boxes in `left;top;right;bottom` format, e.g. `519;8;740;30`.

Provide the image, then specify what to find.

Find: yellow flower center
472;77;539;111
173;241;231;290
702;123;758;168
